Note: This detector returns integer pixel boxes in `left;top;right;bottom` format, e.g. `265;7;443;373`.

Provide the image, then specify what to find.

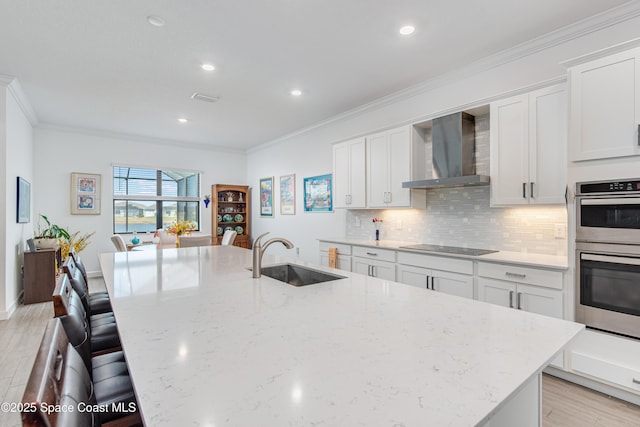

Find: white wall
0;80;35;319
246;11;640;264
33;127;247;274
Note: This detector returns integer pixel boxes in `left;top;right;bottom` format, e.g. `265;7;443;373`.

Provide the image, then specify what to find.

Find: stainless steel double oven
575;178;640;339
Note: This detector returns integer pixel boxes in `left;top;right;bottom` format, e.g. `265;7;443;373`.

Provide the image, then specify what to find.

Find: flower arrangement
203;194;211;208
372;217;383;241
166;220;195;236
60;231;95;260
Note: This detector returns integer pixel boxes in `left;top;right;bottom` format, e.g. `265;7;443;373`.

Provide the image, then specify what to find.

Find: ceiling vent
191;92;219;103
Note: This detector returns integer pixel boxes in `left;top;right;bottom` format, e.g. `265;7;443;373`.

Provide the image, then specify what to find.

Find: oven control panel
577;178;640;195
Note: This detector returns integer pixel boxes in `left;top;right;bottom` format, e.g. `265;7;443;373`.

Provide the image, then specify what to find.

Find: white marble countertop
99;245;582;426
319;237;568;270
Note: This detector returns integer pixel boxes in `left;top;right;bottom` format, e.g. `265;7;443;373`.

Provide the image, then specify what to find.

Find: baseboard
545;366;640;406
0;292;21;320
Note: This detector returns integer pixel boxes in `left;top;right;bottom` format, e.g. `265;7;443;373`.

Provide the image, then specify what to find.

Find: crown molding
36;123;246;155
251;1;640;152
0;74;39;126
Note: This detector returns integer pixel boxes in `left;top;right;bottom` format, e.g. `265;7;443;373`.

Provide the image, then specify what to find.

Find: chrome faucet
252;232;294;278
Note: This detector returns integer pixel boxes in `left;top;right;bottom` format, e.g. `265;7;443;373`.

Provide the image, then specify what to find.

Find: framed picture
71;172;101;215
16;176;30;223
280;174;296;215
260;176;274;217
303;174;333;212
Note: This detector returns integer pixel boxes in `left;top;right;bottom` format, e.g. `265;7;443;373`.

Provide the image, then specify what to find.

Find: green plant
34;214;71;240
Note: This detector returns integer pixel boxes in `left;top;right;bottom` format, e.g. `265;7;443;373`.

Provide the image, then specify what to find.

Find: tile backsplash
345;186;568;256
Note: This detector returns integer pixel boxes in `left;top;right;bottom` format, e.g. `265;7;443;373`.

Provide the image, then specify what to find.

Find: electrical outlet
296;247;300;255
554;223;566;239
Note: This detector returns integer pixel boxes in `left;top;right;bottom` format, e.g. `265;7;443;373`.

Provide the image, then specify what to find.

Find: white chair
179;234;212;248
221;230;237;246
156;229;175;244
111;235;127;252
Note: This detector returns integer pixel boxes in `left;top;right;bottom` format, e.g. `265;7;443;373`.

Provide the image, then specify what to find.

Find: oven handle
580;198;640;206
581;253;640;266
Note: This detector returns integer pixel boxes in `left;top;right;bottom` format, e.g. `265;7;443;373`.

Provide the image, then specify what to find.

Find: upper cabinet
333;137;366;209
568;47;640;161
366;126;425;208
490;84;567;206
333;125;425;209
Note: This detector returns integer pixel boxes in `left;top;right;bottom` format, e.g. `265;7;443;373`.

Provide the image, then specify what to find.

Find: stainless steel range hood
403;112;490;189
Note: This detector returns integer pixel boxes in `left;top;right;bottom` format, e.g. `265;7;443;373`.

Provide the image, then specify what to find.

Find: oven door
576;196;640;244
576;242;640;339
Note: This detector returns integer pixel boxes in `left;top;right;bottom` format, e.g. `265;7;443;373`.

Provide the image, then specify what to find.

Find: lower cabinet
477;262;564;368
568;329;640;396
352;245;396;280
318;241;352;272
396;252;474;299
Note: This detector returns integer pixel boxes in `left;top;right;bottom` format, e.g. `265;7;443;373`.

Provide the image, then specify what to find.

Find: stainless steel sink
260;263;345;287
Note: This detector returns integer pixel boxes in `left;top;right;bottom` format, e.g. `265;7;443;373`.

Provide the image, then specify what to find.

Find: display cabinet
211;184;251;249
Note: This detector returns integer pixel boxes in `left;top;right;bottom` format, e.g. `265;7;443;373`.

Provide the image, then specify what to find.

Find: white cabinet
568;329;640;396
568;47;640;161
318;241;352;272
490;84;567;206
333;137;366;208
366;126;425;208
396;252;474;299
477;262;564;367
352;246;396;280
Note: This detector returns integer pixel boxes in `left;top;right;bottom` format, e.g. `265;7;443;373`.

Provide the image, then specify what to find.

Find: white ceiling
0;0;632;150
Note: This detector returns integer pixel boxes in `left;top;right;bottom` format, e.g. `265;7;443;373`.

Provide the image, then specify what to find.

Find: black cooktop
400;244;498;256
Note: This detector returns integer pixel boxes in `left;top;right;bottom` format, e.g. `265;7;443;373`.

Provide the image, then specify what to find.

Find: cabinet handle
517;292;522;310
522;183;526;199
637;124;640;146
530;182;534;199
633;378;640;385
431;276;435;290
506;272;526;279
366;252;378;256
387;192;392;203
371;265;376;277
367;265;372;276
509;290;514;308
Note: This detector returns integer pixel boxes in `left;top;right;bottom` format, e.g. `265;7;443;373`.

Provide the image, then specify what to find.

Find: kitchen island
99;245;583;426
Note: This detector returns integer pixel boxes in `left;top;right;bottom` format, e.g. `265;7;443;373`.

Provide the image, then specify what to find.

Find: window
113;166;201;233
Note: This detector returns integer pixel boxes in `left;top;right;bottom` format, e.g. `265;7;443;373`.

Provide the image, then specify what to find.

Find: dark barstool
21;318;141;426
63;256;112;316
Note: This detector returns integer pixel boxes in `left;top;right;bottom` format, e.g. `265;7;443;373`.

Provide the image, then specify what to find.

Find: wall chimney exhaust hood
402;111;489;189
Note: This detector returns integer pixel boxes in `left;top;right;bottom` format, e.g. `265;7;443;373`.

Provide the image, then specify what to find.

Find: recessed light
290;89;302;97
399;25;415;36
177;117;188;123
201;63;215;72
147;15;166;27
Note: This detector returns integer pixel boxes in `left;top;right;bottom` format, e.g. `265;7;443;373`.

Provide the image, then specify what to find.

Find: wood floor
1;279;639;427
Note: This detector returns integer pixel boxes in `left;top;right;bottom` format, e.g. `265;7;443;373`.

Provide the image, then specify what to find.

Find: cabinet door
432;270;474;299
387;127;412;207
569;48;640;161
516;283;563;319
396;264;429;289
366;132;389;207
333;141;350;209
333;138;366;208
478;278;517;308
353;257;395;280
529;84;567;205
490;94;530;206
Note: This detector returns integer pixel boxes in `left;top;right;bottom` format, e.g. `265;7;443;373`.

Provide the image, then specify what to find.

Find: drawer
319;241;351;256
352;245;396;262
319;253;351;272
477;262;563;290
397;251;473;275
572;351;640;393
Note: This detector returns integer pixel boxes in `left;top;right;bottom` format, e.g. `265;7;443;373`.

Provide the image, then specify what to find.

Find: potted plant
34;214;71;249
